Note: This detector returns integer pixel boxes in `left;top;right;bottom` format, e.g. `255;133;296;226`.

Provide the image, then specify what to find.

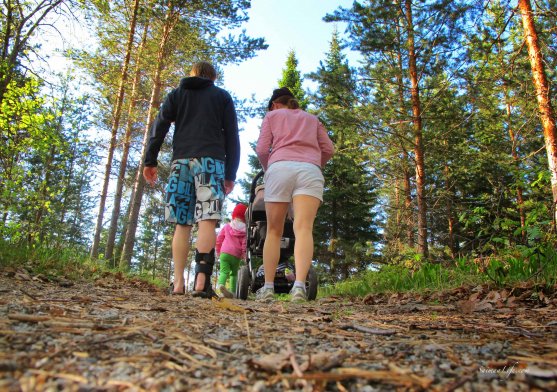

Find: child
215;204;247;298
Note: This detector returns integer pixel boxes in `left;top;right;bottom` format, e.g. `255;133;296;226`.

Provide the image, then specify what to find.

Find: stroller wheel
306;267;318;301
237;265;250;300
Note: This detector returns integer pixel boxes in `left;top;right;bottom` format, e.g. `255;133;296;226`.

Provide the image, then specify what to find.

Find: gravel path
1;268;556;391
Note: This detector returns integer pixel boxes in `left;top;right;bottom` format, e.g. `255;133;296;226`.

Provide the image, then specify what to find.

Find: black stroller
235;171;318;300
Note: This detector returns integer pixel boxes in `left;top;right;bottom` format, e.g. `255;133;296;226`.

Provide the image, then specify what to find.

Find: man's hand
143;166;158;186
224;180;235;195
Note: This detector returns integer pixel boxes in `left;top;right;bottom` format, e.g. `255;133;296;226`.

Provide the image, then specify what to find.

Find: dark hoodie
144;77;240;181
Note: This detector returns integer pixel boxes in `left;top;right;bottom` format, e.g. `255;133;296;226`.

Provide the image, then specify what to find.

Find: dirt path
1;268;556;391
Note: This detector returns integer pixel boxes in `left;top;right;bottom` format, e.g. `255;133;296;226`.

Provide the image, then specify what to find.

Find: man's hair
190;61;217;80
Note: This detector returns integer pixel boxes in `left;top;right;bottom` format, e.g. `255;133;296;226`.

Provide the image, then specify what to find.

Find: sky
219;0;356;201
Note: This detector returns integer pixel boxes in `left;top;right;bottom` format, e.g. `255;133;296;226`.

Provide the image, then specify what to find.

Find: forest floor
1;267;556;392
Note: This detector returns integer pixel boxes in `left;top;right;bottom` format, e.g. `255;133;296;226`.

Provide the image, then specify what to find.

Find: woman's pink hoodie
256;108;334;170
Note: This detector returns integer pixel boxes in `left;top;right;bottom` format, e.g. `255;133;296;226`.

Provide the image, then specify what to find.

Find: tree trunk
405;0;428;258
115;186;135;261
503;83;526;243
105;20;149;262
403;150;414;248
120;7;177;269
518;0;557;225
444;157;456;259
152;211;162;280
34;144;57;244
395;1;414;250
392;177;403;245
90;0;141;259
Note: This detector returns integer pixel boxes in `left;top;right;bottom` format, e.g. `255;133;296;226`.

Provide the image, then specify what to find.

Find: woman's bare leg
262;202;289;284
292;195;321;282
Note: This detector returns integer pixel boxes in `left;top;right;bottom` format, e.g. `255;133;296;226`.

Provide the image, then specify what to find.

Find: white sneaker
255;287;275;302
289;286;307;303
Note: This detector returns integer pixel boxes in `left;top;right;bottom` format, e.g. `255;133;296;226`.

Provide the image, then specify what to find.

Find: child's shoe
216;285;233;299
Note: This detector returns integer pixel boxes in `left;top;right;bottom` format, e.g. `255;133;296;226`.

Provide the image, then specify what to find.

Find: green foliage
276;50;309;109
0;70;98;247
483;245;557;287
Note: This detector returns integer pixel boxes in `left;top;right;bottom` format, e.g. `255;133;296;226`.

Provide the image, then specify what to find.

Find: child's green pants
218;253;241;292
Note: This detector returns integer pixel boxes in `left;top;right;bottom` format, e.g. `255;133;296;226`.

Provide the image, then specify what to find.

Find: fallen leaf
485;290;501;303
459;300;475;314
211;298;247;313
248;351;290;372
469;292;480;302
300;350;347;372
474;301;493;312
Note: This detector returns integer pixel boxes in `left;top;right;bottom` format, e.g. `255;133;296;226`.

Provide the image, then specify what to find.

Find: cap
267;87;294;111
232;204;247;222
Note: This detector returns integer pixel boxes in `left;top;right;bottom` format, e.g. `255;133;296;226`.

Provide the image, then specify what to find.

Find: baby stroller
236;171;318;300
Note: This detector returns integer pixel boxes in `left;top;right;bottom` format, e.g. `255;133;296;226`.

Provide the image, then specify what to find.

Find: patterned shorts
165;157;225;225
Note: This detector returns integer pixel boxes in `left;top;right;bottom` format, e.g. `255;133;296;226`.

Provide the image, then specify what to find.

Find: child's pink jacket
216;221;246;260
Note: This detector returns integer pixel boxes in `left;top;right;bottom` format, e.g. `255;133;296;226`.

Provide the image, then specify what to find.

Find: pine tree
277;50;309;110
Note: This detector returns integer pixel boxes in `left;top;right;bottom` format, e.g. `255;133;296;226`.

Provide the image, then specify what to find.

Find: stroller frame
235;171;318;300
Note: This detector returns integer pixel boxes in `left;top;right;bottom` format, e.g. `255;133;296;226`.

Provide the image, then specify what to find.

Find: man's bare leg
172;224;192;293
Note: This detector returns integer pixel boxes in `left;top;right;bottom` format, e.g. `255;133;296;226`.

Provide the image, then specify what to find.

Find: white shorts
264;161;324;202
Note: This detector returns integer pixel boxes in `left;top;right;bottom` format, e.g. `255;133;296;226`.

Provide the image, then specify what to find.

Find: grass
318;244;557;298
0;240;166;288
318;263;483;298
3;240;555;299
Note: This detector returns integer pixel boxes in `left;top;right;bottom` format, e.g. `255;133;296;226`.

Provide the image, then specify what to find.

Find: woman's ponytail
273;95;300;109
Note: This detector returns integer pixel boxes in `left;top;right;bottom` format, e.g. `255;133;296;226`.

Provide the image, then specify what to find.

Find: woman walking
255;87;334;302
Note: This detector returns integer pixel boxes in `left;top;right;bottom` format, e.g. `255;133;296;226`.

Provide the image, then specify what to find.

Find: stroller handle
249;170;265;203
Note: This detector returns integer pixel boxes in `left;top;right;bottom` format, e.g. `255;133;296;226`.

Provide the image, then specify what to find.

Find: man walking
143;61;240;298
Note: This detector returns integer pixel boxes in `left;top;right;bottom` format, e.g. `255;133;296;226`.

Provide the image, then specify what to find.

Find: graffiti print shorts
165;157;225;225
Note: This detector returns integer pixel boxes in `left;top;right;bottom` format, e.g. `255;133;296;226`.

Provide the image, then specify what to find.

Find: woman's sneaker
289;286;307;303
255;287;275;302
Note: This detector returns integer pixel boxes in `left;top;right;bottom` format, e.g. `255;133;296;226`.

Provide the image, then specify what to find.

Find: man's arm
144;91;177;167
223;95;240;182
